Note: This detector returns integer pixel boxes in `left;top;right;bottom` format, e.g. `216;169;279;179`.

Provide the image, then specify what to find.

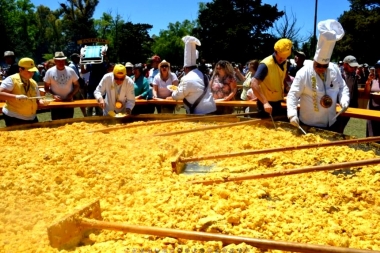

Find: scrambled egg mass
0;121;380;252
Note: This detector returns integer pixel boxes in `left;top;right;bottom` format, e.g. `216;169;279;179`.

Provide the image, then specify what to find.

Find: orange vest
260;56;286;101
4;74;38;117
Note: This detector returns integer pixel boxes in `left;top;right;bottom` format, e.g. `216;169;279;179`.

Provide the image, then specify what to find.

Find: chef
287;19;350;133
94;64;135;116
171;35;216;115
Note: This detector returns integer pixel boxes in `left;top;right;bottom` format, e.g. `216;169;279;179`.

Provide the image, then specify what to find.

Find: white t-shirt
44;66;79;99
153;72;178;98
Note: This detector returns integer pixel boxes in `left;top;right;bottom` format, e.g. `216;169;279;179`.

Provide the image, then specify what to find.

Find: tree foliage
151;20;196;66
271;7;310;46
7;0;380;68
112;22;153;63
194;0;284;63
58;0;98;54
335;0;380;64
0;0;37;59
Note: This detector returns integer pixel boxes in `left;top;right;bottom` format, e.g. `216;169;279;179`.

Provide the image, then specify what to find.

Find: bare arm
0;87;19;101
251;77;268;104
224;79;237;101
363;74;374;99
65;81;80;101
152;85;158;98
251;77;272;114
234;68;245;82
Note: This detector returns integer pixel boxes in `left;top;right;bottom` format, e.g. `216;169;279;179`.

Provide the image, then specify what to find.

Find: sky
30;0;351;38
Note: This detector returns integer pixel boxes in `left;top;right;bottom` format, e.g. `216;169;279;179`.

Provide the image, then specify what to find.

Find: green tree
113;22;153;63
151;20;196;66
34;6;63;63
94;12;113;39
194;0;284;63
271;7;310;47
0;0;37;58
335;0;380;64
58;0;99;54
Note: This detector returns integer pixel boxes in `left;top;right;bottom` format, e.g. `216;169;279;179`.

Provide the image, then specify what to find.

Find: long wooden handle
181;136;380;163
80;218;377;253
89;112;259;133
153;118;262;137
190;157;380;185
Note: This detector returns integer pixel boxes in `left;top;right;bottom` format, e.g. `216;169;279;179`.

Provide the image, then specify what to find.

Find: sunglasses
161;65;169;69
315;63;329;69
114;76;125;81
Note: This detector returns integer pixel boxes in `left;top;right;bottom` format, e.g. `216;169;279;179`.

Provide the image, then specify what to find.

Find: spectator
44;51;80;120
148;55;161;86
289;51;306;77
125;62;134;77
210;60;238;114
239;59;259;101
131;63;154;114
69;53;86;116
152;60;179;113
336;55;360;133
4;51;18;77
364;60;380;137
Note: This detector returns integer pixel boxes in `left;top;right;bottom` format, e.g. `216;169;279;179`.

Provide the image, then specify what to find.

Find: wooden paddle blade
47;199;102;249
170;150;185;174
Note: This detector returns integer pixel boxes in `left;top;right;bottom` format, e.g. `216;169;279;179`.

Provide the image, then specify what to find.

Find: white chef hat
313;19;345;64
182;35;201;67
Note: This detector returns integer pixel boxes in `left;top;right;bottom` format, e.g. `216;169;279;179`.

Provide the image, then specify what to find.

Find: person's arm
0;78;23;101
224;77;237;101
234;67;245;83
251;77;268;104
152;85;158;98
94;75;107;108
171;83;185;101
138;78;150;99
363;74;374;99
251;64;272;114
65;80;80;101
80;64;89;74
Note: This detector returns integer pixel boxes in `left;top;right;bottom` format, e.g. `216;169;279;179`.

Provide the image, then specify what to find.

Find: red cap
151;55;161;62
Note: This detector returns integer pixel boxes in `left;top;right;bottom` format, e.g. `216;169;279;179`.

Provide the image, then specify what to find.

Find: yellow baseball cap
113;64;126;76
274;38;293;58
18;58;38;72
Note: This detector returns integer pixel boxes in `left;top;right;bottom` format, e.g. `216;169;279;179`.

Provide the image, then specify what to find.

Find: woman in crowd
152;60;179;113
239;59;259;101
364;60;380;137
132;63;155;114
210;60;237;114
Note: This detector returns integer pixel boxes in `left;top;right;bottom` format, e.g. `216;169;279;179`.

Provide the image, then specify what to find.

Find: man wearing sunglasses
287;19;350;133
94;64;135;116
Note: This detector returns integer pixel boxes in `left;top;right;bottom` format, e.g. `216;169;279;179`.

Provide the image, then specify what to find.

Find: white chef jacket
172;69;216;114
94;72;135;116
287;61;350;128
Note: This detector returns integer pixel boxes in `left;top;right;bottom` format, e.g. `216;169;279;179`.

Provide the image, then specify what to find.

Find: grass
0;108;367;138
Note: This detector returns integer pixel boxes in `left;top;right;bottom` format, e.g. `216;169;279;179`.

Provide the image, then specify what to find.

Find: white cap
313;19;345;64
182;35;201;67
